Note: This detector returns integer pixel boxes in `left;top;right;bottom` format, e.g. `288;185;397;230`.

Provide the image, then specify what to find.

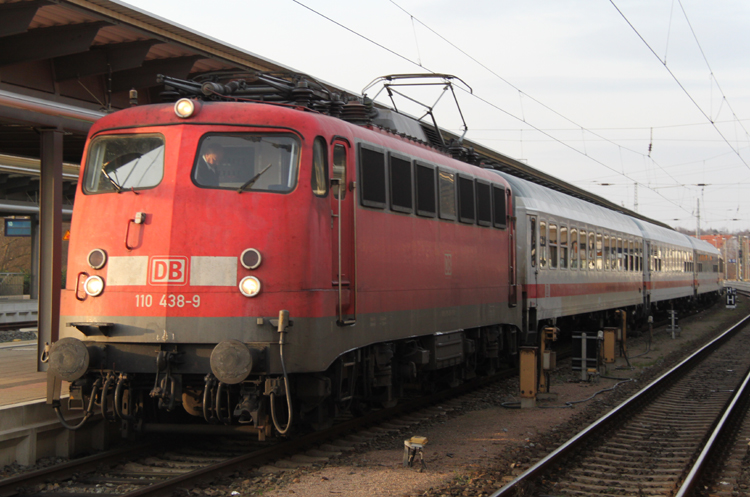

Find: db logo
149;256;188;285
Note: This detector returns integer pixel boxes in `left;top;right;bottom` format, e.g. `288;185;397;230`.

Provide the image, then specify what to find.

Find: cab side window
332;144;347;200
311;137;328;197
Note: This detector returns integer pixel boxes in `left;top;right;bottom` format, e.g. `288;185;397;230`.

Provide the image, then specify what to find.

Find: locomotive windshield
192;133;299;193
82;134;165;194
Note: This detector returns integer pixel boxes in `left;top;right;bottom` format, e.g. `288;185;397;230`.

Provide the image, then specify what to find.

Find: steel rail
0;320;37;331
0;443;153;496
489;312;750;497
675;351;750;497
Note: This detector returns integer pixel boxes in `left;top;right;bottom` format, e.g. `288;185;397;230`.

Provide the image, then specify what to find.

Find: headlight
239;276;261;297
240;248;262;270
174;98;197;118
87;248;107;269
84;275;105;297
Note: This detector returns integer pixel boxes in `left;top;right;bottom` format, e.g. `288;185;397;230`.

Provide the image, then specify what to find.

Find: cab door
331;138;356;325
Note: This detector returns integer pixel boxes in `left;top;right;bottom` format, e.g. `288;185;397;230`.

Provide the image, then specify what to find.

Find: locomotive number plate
135;294;201;308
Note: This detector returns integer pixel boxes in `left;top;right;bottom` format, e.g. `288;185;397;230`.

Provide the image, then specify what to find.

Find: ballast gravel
190;298;747;497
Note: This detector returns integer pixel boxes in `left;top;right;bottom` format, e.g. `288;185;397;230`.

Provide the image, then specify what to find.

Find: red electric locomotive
48;74;520;437
47;72;720;437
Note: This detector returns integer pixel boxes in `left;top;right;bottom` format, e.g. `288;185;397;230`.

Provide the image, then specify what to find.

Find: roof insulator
340;101;371;125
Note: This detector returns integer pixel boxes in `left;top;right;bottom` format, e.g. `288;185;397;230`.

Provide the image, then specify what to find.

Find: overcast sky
122;0;750;233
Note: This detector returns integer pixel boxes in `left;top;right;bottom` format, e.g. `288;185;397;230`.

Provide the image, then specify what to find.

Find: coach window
560;226;568;269
636;241;641;272
359;145;385;208
415;162;436;217
570;228;578;269
648;244;653;271
649;245;654;272
664;247;674;273
628;240;633;271
311;137;328;197
530;217;537;268
549;224;558;269
659;246;664;272
493;185;507;229
657;246;662;272
476;180;492;227
617;237;623;271
603;235;611;270
595;233;603;270
579;229;587;270
438;170;457;221
389;154;412;213
671;248;674;272
539;220;547;268
589;232;596;270
458;175;476;224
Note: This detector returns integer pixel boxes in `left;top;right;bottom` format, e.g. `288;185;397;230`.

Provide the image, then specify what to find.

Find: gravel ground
0;328;37;343
186;298;747;497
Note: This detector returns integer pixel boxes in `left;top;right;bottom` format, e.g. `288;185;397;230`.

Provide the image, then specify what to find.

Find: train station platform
0;339;68;407
0;297;38;328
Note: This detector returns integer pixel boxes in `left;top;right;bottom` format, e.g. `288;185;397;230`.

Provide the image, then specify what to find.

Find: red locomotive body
52;96;518;435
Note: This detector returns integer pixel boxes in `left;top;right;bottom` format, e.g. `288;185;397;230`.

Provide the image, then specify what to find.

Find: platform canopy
0;0;310;369
0;0;307;213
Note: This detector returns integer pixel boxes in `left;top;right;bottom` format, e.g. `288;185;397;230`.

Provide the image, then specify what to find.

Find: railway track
0;320;37;332
491;312;750;497
0;365;517;497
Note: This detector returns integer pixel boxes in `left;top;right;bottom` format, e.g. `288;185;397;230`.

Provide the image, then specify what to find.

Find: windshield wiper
101;152;144;194
237;163;273;193
102;166;123;193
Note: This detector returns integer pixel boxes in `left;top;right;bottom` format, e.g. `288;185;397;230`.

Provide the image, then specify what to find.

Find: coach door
507;189;517;307
331;138;356;325
643;241;651;308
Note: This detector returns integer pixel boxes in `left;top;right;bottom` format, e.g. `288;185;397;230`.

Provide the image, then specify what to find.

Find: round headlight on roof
174;98;198;118
87;248;107;270
240;248;262;270
239;276;261;297
84;275;105;297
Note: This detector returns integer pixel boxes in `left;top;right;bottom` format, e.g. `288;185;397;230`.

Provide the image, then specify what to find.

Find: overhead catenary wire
291;0;716;217
609;0;750;172
387;0;685;188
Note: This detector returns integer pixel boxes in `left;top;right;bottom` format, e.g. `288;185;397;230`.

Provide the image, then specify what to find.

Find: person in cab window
196;142;224;186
